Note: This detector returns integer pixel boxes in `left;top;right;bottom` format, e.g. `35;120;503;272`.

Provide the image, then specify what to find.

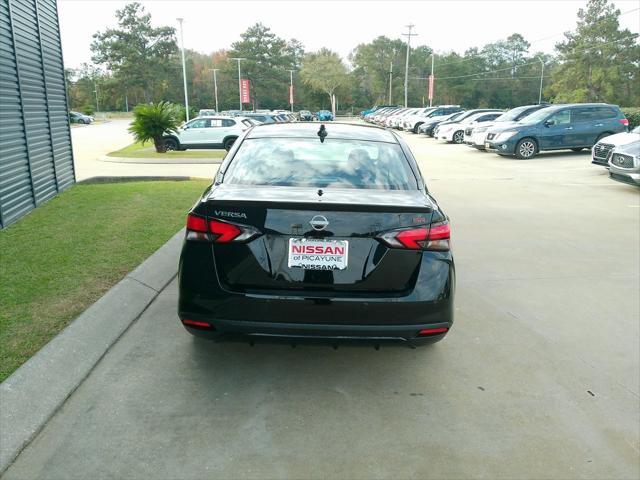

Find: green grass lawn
107;141;227;159
0;179;210;382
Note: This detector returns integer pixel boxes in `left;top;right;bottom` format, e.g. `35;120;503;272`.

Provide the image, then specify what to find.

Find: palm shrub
128;102;181;153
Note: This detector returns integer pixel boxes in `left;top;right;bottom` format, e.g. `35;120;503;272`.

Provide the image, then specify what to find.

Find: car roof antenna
317;124;327;143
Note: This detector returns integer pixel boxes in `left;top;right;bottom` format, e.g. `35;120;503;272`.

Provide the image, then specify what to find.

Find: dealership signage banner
289;85;294;104
240;79;250;104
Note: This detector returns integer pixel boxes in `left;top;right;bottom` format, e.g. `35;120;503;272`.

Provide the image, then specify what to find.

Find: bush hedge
621;108;640;129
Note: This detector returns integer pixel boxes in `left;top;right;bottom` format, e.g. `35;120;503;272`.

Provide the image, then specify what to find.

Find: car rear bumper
181;318;452;346
178;241;455;343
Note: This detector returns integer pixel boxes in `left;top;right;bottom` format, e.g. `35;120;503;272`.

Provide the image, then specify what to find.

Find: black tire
413;123;423;134
452;130;464;144
164;138;179;151
514;138;538;159
79;119;87;125
571;147;584;152
223;137;236;151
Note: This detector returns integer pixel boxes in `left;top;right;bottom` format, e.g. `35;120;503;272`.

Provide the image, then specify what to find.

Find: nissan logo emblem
309;215;329;231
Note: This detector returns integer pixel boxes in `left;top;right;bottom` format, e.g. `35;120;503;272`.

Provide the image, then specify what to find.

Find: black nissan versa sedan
178;123;455;347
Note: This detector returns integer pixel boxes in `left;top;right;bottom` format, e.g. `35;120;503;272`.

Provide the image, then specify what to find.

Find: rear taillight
185;214;261;243
619;118;629;126
379;222;450;251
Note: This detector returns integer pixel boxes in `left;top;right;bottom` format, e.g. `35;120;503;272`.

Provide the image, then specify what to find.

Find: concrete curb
0;229;185;474
99;154;224;164
78;176;212;184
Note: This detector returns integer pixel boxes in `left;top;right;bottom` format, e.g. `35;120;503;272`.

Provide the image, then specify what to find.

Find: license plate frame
288;238;349;271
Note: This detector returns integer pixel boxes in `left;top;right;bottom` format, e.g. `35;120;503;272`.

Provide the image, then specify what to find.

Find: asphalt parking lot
5;130;639;480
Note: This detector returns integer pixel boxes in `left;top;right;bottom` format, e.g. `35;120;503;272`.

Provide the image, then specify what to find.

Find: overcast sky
58;0;640;70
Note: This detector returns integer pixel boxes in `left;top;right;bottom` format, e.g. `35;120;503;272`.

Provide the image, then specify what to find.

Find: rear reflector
619;118;629;126
181;319;212;329
418;327;449;336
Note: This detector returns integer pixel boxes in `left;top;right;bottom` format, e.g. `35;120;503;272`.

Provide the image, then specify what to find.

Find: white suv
163;116;256;151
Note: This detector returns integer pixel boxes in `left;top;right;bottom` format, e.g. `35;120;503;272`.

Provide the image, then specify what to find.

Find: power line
433;7;640;69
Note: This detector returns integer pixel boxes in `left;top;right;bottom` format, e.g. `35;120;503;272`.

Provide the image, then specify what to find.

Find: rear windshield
224;138;418;190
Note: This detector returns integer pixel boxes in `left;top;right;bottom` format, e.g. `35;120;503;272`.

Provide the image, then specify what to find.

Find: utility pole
287;69;294;113
429;53;435;107
230;57;245;111
538;58;545;104
388;61;393;104
402;23;417;108
209;68;220;112
176;18;189;121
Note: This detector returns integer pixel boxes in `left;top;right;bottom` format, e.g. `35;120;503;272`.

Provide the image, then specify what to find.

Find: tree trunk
330;93;336;117
153;136;167;153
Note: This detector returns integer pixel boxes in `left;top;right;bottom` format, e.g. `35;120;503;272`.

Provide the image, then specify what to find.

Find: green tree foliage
300;49;349;115
91;2;178;103
227;23;301;110
547;0;640;105
128;102;181;152
68;1;638;114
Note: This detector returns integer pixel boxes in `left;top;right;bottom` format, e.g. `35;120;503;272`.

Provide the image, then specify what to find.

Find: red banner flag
289;85;294;105
428;75;435;101
240;79;250;104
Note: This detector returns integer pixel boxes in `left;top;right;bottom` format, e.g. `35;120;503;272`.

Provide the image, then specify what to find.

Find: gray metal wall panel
0;0;33;227
0;0;74;228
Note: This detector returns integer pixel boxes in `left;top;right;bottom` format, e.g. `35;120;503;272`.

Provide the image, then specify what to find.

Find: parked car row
201;108;334;123
164;107;336;152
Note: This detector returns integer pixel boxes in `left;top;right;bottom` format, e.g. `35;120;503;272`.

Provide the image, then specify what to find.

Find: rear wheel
595;132;612;144
452;130;464;144
413;123;423;134
164;138;179;151
515;138;537;159
223;137;237;151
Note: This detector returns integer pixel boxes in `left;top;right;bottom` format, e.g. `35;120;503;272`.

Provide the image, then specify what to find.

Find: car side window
574;107;596;122
188;119;209;128
548;110;571;126
594;107;617;119
222;119;236;127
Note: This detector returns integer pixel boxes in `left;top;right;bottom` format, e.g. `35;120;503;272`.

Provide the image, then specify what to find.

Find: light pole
429;53;435;107
402;23;417;107
209;68;220;112
230;58;245;111
388;61;393;104
176;18;190;121
287;69;294;113
538;58;545;104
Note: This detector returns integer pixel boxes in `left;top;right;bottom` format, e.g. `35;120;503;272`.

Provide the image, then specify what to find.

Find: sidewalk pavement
0;230;185;474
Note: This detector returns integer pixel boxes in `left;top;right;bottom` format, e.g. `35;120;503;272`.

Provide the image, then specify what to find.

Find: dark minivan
485;103;629;159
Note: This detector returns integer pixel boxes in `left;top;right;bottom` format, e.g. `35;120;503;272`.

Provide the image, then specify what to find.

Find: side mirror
544;119;555;127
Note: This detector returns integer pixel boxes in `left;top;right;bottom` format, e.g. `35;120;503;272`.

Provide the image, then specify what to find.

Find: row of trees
66;0;639;115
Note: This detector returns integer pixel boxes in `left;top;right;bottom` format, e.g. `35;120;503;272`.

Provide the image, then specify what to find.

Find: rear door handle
564;127;573;130
595;123;604;127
